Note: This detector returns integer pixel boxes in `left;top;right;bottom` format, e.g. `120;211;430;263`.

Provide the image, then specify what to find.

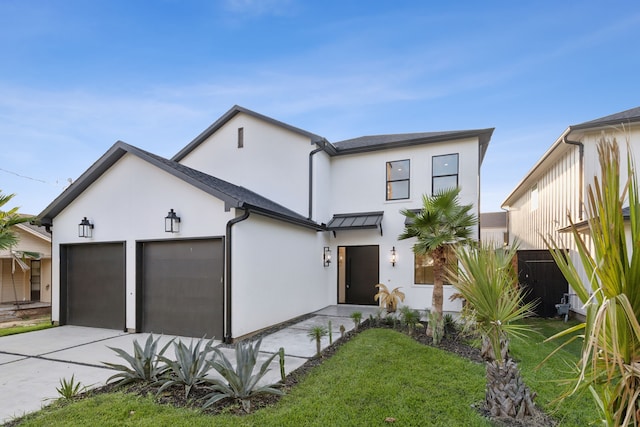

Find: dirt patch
0;314;51;329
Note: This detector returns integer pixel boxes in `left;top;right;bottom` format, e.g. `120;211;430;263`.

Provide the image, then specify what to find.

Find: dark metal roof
403;209;421;225
571;106;640;130
332;129;494;163
327;211;384;234
172;105;327;162
38;141;323;231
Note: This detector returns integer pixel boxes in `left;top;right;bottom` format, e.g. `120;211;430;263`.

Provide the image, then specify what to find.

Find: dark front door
62;243;126;329
517;250;567;317
30;260;41;301
140;239;224;338
343;245;379;305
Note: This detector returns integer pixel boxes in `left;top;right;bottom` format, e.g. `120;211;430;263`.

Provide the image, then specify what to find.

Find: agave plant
157;337;216;399
449;242;537;419
56;375;84;400
104;334;173;386
204;338;284;413
546;138;640;425
374;284;405;313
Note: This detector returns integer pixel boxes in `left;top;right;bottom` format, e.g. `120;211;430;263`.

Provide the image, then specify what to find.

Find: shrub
307;325;329;356
56;375;84;399
157;337;216;399
104;334;173;386
398;306;423;336
204;338;284;413
374;284;405;313
350;311;362;329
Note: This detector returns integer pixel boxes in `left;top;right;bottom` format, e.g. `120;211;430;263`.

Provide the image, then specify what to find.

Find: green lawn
0;318;53;337
13;320;596;426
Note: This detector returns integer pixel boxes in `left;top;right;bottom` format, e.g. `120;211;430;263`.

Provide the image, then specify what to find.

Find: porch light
390;246;397;267
323;246;332;267
165;209;181;233
78;217;93;238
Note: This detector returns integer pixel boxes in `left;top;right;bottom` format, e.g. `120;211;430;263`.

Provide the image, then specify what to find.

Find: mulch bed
11;318;557;426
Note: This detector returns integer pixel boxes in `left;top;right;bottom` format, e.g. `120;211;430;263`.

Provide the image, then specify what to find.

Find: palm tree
450;242;537;419
546;138;640;425
0;191;33;250
399;187;477;319
0;191;37;306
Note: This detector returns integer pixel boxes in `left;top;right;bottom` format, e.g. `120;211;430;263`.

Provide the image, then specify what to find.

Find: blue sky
2;0;640;215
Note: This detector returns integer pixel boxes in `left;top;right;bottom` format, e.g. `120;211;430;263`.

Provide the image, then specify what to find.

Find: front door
30;260;41;301
339;245;379;305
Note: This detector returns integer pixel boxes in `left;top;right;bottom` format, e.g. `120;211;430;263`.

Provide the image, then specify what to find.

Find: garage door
140;239;224;338
62;243;126;329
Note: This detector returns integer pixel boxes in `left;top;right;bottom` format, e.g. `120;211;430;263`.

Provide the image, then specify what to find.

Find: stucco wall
50;153;235;329
231;214;331;338
179;112;316;217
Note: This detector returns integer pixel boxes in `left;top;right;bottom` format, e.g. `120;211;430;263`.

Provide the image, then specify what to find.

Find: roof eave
172;105;326;162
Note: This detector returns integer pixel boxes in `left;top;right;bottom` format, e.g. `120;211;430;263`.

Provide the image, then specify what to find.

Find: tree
0;191;33;250
449;242;537;419
546;139;640;425
0;191;37;307
399;187;477;319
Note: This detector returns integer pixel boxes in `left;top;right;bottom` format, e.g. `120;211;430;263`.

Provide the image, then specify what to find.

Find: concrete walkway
0;305;379;424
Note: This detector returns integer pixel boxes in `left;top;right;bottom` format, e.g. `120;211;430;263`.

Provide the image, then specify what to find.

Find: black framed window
414;248;457;285
386;159;410;200
432;153;458;194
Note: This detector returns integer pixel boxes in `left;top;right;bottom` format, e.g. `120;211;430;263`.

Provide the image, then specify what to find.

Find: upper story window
386;160;410;200
432;153;459;194
238;127;244;148
531;184;538;211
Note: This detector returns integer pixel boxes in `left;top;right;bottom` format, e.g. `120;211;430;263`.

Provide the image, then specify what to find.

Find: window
414;248;457;285
386;160;410;200
238;127;244;148
432;153;459;194
530;184;538;211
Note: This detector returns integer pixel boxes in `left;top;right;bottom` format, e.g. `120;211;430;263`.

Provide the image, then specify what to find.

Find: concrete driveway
0;305;378;424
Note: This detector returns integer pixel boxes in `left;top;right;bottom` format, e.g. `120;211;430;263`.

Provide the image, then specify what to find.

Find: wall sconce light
390;246;397;267
78;217;93;238
165;209;181;233
323;246;332;267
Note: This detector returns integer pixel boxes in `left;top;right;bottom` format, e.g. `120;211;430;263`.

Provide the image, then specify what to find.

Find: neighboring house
38;105;493;341
479;211;507;245
502;106;640;317
0;219;52;304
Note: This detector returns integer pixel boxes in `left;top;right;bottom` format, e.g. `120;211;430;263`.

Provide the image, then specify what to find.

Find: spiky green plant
350;311;362;329
56;375;84;400
398;305;423;336
449;242;537;419
157;337;216;399
204;338;284;413
307;325;329;356
278;347;286;382
104;334;173;386
546;138;640;425
328;320;333;345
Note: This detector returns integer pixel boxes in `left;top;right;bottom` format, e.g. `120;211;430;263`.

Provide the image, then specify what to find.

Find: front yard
10;318;595;426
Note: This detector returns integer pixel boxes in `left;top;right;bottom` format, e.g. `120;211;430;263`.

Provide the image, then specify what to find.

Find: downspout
224;208;250;343
308;142;326;220
563;135;584;220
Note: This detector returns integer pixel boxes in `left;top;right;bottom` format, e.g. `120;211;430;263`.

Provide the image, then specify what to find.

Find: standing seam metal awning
326;211;384;236
403;209;421;225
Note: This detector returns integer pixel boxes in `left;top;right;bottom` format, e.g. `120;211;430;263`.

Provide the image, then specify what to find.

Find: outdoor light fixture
390;246;397;267
165;209;181;233
78;217;93;238
323;246;332;267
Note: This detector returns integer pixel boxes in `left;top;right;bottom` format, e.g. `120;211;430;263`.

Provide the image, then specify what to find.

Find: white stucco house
501;106;640;318
38;105;493;341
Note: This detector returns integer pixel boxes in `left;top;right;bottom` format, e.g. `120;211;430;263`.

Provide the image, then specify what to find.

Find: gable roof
38;141;323;230
571;106;640;130
502;106;640;208
332;129;494;162
172;105;327;162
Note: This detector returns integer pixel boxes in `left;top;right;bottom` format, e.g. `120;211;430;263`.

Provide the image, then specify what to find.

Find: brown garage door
140;239;224;338
62;243;126;330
